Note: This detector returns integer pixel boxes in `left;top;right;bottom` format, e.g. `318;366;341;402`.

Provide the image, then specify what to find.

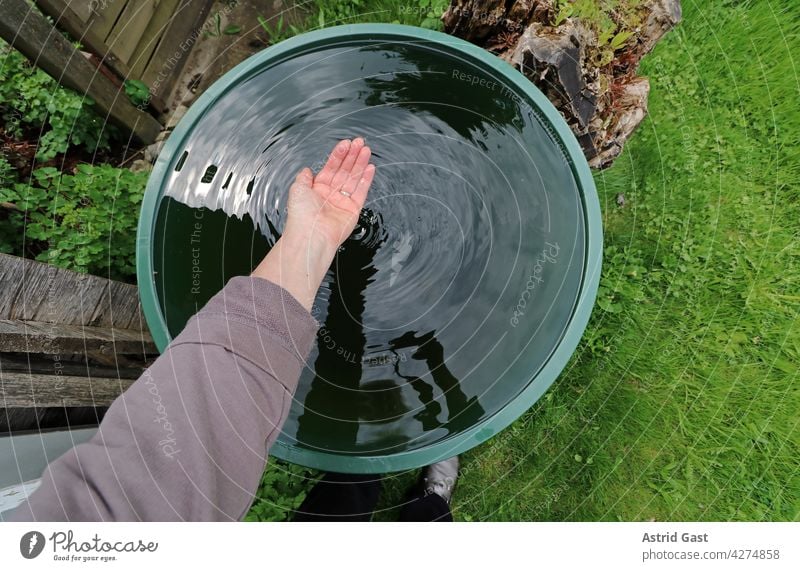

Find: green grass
440;0;800;521
249;0;800;521
256;0;449;40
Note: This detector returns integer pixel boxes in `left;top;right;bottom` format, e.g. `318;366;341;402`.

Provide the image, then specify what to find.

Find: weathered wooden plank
99;279;148;331
128;0;180;79
0;370;134;407
36;0;93;30
0;0;161;143
36;0;135;85
66;0;93;22
142;0;212;99
105;0;158;64
91;0;129;41
0;320;156;355
0;254;148;331
35;0;168;113
0;353;150;380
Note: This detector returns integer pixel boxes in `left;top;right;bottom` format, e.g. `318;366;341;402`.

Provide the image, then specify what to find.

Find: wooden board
63;0;94;23
91;0;130;41
128;0;181;79
0;370;134;407
141;0;213;99
37;0;135;86
0;352;149;380
105;0;158;65
0;253;148;331
0;320;155;356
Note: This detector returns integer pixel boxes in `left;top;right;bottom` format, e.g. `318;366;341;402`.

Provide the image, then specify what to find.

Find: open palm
285;138;376;249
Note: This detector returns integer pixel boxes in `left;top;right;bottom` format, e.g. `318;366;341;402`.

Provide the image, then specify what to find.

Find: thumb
293;167;313;187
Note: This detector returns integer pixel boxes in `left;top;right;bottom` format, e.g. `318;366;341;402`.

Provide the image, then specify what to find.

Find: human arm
9;139;375;521
253;137;374;309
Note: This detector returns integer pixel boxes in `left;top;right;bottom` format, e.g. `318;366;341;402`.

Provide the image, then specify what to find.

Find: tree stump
443;0;681;168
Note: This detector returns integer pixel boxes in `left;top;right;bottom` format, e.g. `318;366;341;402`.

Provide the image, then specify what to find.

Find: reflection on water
152;39;586;456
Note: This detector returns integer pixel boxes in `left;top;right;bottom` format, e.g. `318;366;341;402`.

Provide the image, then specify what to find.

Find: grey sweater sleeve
9;276;318;521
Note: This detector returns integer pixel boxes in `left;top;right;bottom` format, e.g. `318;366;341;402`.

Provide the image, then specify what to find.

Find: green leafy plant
257;14;300;44
0;154;20;254
123;79;151;107
552;0;642;65
313;0;363;27
0;153;16;188
245;461;317;521
204;12;223;37
203;12;242;38
609;30;634;51
0;40;114;161
257;0;450;41
0;163;147;281
417;0;448;30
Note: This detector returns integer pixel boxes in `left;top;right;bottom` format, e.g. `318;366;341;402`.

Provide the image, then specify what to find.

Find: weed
0;164;147;281
0;40;114;161
245;461;318;521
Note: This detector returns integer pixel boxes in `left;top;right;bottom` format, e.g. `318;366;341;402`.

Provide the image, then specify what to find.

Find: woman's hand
252;138;376;311
284;137;375;250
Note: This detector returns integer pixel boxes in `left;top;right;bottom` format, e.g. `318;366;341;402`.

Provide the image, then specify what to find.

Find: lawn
250;0;799;521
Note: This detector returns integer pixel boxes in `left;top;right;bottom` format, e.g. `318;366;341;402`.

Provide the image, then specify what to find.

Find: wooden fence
0;0;214;143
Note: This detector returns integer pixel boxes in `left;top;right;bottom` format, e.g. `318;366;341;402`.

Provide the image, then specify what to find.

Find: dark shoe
422;455;459;503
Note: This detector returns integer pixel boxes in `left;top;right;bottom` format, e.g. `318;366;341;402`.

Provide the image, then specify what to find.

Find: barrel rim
136;23;603;473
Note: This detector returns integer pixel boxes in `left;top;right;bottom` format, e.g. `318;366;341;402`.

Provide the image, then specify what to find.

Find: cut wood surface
67;0;93;21
34;0;167;113
0;255;154;409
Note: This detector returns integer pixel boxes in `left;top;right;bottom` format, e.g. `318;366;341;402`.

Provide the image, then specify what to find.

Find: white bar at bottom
0;522;797;570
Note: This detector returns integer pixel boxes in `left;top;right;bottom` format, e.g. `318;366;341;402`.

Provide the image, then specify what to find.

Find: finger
330;137;364;190
350;163;375;209
340;146;372;196
314;139;351;186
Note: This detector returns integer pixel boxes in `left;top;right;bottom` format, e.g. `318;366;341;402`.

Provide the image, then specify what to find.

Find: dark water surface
152;40;586;457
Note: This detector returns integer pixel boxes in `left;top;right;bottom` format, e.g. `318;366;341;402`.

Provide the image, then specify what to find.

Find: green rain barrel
136;24;602;473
